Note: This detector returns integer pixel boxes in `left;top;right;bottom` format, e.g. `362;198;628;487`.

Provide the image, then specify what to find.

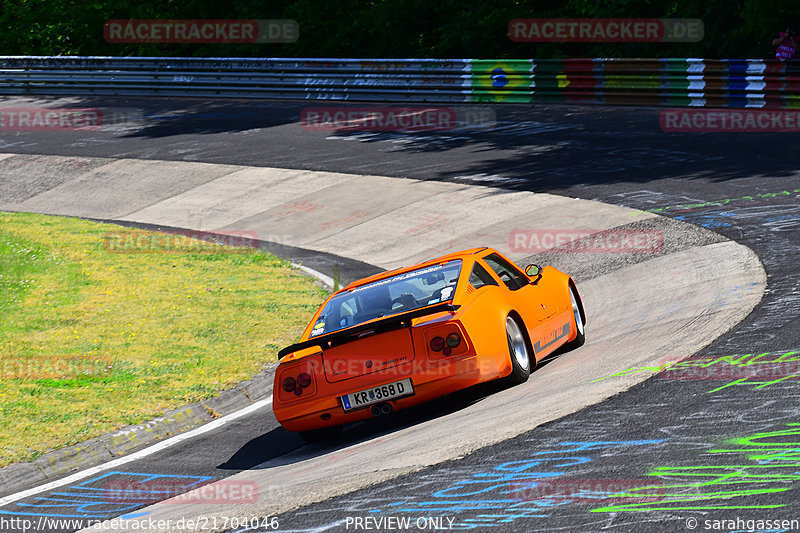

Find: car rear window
309;260;463;337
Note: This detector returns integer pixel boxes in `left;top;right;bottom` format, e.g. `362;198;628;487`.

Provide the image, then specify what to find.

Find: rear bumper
274;354;505;432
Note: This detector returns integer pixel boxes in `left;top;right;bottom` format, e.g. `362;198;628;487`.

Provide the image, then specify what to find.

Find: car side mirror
525;264;543;284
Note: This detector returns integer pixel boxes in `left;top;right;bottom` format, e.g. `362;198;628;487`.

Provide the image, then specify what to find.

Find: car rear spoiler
277;302;460;359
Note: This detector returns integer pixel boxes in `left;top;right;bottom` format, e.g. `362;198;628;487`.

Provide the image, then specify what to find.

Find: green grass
0;212;327;467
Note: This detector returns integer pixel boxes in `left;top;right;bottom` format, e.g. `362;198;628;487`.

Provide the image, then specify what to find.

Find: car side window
483;254;528;291
469;262;498;289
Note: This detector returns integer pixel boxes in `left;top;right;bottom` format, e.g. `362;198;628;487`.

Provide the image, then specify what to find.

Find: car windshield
308;260;463;337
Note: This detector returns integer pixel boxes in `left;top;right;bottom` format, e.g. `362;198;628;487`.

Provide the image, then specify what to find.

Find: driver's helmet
359;284;392;313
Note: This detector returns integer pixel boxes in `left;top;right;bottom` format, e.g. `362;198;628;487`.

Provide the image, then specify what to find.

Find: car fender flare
567;277;587;327
506;309;536;363
541;266;586;327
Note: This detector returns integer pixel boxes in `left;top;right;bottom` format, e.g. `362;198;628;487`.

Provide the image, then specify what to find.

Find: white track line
0;396;272;507
291;262;334;289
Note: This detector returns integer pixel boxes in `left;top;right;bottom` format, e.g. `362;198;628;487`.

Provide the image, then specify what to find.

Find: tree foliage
0;0;798;58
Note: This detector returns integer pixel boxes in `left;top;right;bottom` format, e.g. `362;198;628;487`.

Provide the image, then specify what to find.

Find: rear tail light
277;355;321;401
430;336;445;352
297;373;312;388
425;324;468;358
282;371;314;397
282;377;297;392
446;333;461;347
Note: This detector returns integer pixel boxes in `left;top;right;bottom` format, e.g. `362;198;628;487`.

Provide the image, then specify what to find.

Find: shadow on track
217;379;509;471
5;96;799;195
219;350;570;471
118;101;800;191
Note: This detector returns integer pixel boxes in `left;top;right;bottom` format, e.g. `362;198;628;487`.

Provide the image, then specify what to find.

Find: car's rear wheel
505;315;531;384
563;284;586;350
299;425;342;444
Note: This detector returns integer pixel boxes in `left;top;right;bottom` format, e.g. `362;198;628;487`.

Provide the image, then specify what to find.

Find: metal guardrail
1;56;798;107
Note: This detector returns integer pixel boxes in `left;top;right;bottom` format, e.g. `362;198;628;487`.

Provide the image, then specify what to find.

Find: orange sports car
273;247;586;442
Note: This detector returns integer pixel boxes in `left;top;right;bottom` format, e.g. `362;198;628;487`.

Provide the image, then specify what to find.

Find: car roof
339;247;490;293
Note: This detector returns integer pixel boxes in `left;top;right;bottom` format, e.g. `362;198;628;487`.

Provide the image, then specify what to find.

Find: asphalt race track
1;96;799;533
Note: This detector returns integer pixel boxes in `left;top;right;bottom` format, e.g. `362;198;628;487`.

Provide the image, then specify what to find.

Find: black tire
563;283;586;350
505;315;532;385
299;425;342;444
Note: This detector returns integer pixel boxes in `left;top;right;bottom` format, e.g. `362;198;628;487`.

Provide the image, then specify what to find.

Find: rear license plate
340;378;414;412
